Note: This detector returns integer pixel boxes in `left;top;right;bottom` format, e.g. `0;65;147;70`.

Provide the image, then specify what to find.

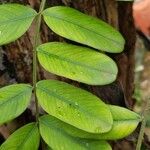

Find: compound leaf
0;4;37;45
42;6;125;53
0;84;32;125
36;80;113;133
37;42;118;85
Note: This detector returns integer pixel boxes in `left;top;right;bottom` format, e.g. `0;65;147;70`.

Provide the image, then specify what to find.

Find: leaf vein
44;13;122;47
38;49;116;76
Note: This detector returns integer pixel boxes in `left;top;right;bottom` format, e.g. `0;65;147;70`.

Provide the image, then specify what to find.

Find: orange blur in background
133;0;150;38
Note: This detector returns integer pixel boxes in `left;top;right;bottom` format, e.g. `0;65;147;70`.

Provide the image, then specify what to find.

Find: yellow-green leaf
39;115;112;150
42;6;125;53
0;123;40;150
0;4;37;45
49;105;140;140
36;80;113;133
0;84;32;125
37;42;118;85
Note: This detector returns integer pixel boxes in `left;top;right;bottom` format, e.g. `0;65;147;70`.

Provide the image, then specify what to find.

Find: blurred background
133;0;150;149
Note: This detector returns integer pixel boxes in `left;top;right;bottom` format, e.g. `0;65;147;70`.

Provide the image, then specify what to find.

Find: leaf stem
33;0;46;122
136;98;150;150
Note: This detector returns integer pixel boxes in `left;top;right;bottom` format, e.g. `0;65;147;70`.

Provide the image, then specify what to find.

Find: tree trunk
0;0;136;149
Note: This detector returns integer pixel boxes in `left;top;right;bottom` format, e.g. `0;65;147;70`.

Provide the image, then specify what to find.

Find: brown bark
0;0;137;149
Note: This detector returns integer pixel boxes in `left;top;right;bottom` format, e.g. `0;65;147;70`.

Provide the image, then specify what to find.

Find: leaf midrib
38;49;117;76
113;118;140;122
16;124;37;150
37;85;111;126
0;14;36;26
0;88;31;108
43;13;123;47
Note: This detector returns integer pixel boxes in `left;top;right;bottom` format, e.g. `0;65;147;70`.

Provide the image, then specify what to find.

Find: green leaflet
42;105;140;140
95;105;141;140
0;84;32;125
36;80;113;133
42;6;125;53
39;115;112;150
0;4;37;45
0;123;40;150
37;42;118;85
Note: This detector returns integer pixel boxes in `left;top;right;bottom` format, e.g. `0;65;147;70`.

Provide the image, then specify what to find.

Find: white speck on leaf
75;102;78;106
86;143;89;147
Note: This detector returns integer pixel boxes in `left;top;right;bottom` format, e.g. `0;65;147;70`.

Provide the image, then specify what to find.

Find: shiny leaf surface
0;123;40;150
39;115;112;150
42;6;125;53
0;4;37;45
37;42;118;85
48;105;141;140
0;84;32;125
36;80;113;133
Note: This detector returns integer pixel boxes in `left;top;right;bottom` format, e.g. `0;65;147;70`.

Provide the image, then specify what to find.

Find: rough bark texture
0;0;138;149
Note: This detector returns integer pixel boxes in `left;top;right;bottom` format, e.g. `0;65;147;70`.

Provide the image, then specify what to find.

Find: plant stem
136;116;146;150
33;0;46;122
136;98;150;150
